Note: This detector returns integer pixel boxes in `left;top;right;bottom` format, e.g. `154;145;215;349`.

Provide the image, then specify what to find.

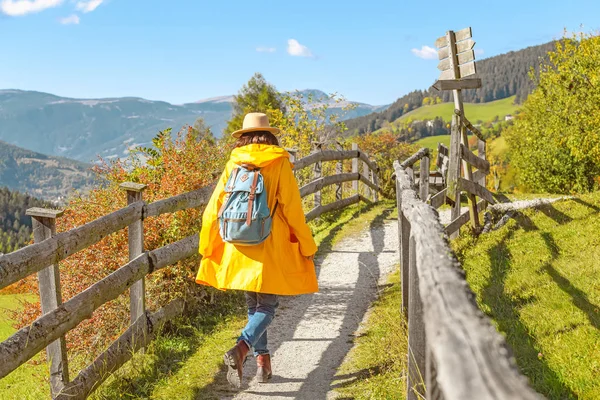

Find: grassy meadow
453;193;600;399
399;95;519;124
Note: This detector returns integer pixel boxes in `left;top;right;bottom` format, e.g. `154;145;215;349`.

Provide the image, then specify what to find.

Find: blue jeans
238;292;279;356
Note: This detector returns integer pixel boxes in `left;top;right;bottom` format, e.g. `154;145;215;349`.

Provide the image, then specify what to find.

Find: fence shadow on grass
483;216;578;400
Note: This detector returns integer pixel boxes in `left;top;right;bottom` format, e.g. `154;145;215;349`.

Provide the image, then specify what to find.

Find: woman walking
196;112;319;388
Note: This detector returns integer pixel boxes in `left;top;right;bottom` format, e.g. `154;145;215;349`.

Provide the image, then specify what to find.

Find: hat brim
231;126;281;138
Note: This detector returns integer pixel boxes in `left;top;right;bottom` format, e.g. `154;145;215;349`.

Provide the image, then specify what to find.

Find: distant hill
0;187;52;254
0;89;388;163
0;140;97;203
344;41;557;135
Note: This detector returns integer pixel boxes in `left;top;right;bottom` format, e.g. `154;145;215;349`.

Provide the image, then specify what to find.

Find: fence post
448;114;462;239
352;143;359;195
419;155;430;201
26;207;69;397
286;147;298;178
363;157;371;200
120;183;148;329
396;180;410;319
312;142;323;210
407;234;426;400
335;142;343;201
478;139;488;207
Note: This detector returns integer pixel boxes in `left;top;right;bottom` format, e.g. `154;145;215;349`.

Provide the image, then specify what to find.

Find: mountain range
0;89;388;163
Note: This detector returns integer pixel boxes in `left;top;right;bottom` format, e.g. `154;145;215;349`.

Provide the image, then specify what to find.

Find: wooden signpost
431;27;488;236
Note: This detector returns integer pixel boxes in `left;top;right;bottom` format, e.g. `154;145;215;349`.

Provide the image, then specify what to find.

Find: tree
506;33;600;193
225;73;285;135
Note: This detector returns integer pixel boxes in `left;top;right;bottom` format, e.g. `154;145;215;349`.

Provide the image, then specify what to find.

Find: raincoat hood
230;144;290;168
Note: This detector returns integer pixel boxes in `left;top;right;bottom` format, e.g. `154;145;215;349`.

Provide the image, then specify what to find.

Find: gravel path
221;209;399;400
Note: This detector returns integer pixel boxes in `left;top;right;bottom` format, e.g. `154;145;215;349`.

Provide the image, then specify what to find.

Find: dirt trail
220;208;399;400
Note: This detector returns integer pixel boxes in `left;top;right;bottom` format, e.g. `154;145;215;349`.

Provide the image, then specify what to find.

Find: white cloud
256;47;276;53
475;48;485;56
59;13;79;24
287;39;314;58
411;45;437;60
75;0;102;13
0;0;63;16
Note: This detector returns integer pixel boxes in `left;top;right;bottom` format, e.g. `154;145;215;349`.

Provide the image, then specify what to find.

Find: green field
414;135;451;151
0;294;49;399
453;193;600;399
399;96;518;123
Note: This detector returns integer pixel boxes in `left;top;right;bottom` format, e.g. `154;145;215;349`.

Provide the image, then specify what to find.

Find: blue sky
1;0;599;105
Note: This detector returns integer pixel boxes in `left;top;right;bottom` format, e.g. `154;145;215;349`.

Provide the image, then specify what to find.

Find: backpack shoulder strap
218;167;240;218
246;170;261;225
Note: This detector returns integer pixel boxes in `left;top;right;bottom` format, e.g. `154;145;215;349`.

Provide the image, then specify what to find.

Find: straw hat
231;112;281;138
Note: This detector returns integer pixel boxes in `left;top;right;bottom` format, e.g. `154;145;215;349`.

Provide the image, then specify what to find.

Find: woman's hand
305;254;315;261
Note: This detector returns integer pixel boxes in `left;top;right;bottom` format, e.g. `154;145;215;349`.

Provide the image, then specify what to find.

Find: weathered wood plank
478;140;487;189
0;202;144;290
432;78;482;91
305;195;361;222
313;143;323;211
407;233;426;400
419;156;430;201
454;27;472;42
393;162;542;400
437;46;449;60
352;144;359;194
0;233;199;379
460;144;490;174
438;143;449;157
456;38;476;53
396;179;409;319
26;208;64;219
439;61;476;80
437;50;475;71
335;142;343;201
400;148;430;169
446;116;461;204
445;199;486;236
435;35;447;48
357;150;379;175
458;178;496;205
292;150;358;171
55;298;185;400
146;185;214;217
118;182;147;193
454;109;485;141
300;173;358;198
31;213;69;396
429;188;447;210
358;173;380;194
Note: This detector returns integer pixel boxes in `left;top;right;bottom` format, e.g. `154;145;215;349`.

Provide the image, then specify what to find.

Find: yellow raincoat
196;144;319;295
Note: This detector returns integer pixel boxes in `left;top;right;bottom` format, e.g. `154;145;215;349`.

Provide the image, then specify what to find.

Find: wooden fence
394;161;543;400
0;145;380;399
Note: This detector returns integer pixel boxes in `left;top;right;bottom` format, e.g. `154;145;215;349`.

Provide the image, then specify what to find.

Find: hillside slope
0;140;96;202
344;41;555;135
0;89;386;163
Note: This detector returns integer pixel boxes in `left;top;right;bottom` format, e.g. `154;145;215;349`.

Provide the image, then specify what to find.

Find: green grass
90;199;397;399
331;270;407;400
452;193;600;399
0;294;49;400
399;96;518;124
414;135;451;152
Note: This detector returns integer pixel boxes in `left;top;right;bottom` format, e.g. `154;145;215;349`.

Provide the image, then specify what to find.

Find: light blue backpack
217;164;277;246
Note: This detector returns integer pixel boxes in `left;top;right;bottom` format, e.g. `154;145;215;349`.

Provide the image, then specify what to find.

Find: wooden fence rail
394;161;543;400
0;145;381;399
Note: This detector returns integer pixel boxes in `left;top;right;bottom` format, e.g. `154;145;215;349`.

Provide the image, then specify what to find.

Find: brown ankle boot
256;353;272;383
224;341;249;388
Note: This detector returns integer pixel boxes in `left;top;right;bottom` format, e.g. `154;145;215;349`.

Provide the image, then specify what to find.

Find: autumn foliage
16;126;228;359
